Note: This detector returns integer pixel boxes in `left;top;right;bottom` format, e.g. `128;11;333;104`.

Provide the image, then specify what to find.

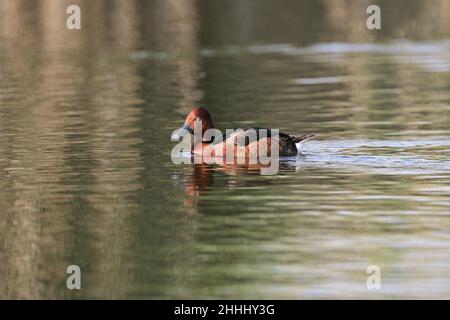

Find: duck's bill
171;124;193;141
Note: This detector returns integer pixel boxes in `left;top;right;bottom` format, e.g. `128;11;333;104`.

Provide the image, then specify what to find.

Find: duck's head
171;107;214;141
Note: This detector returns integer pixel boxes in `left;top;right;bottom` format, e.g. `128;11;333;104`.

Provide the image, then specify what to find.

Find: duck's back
222;127;305;156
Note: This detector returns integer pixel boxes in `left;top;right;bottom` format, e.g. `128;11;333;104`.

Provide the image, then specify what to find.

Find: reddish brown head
171;107;214;141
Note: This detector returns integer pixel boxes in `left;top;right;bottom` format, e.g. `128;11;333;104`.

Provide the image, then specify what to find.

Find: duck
171;107;315;157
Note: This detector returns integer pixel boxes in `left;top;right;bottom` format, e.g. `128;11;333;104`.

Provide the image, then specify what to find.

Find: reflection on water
0;0;449;299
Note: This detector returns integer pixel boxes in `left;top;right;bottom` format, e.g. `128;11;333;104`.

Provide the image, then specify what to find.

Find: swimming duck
171;107;315;157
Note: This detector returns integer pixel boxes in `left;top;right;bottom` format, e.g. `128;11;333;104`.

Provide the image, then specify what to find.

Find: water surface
0;0;449;299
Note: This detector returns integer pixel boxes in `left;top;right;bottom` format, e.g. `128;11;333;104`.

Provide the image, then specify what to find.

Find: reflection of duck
173;161;299;211
171;107;315;156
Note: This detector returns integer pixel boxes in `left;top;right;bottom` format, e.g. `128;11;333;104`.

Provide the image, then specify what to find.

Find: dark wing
223;128;301;147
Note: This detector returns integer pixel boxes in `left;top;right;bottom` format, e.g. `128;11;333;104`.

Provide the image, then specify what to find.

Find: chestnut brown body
172;107;315;157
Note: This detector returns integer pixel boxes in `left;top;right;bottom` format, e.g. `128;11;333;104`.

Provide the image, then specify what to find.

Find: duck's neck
201;125;215;143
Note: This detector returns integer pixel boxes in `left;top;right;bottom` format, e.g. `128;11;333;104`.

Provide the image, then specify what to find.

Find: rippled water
1;1;450;299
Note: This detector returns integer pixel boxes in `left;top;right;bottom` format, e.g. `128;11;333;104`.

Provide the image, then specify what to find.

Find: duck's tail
294;133;315;153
